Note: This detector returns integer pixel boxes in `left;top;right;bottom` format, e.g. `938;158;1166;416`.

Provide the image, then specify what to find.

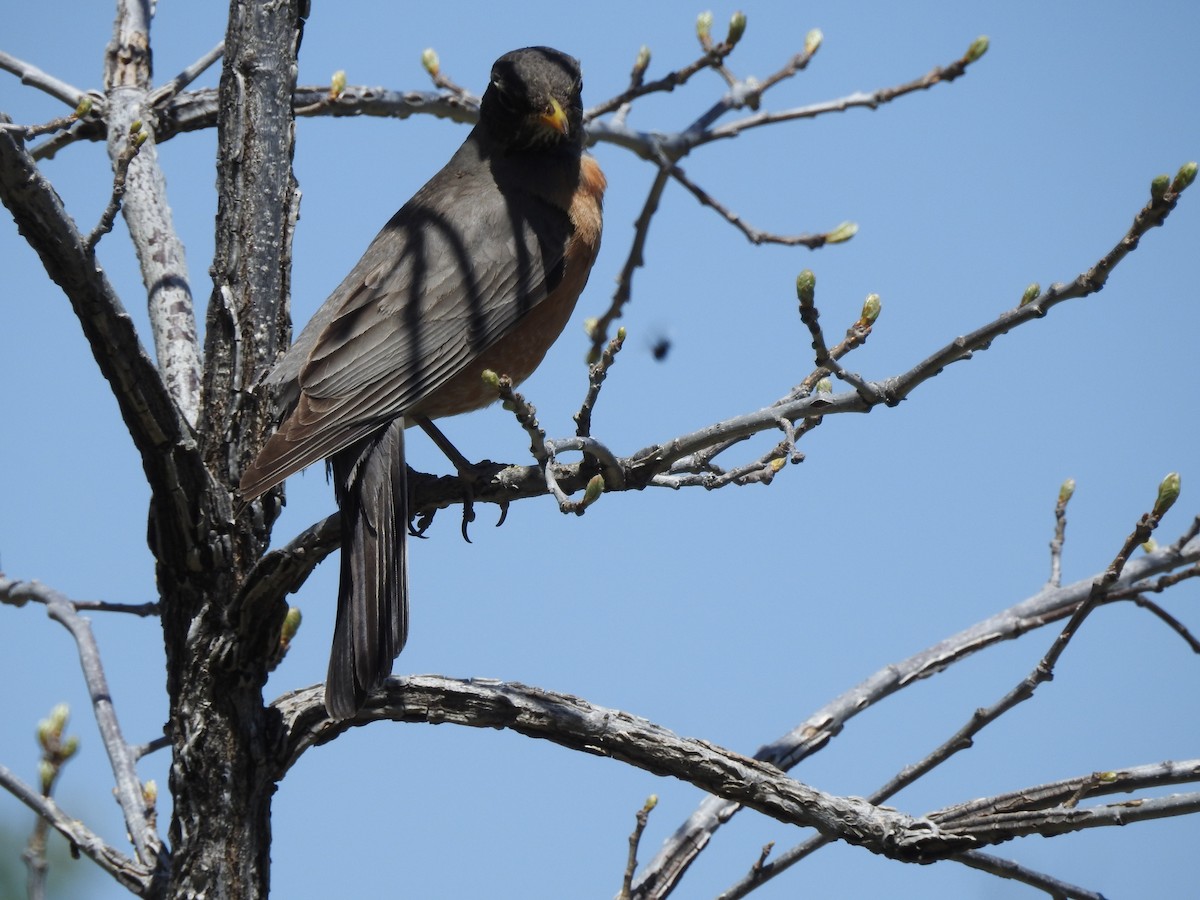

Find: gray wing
240;155;569;499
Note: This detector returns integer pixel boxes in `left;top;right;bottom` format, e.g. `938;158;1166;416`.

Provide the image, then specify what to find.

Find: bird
239;46;605;718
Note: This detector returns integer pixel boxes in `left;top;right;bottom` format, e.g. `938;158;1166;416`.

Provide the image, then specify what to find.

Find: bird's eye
492;83;517;113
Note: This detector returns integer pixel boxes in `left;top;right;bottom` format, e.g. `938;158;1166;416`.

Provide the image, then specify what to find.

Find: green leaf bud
582;474;605;507
860;293;881;325
1171;161;1197;192
421;48;440;77
1058;478;1076;504
965;36;989;63
727;11;747;46
825;221;858;244
795;269;816;305
1153;471;1181;517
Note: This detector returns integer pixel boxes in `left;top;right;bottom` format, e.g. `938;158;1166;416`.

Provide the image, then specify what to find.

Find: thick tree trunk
159;1;302;896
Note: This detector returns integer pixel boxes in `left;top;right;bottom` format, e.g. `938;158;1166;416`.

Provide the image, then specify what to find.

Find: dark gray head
481;47;584;153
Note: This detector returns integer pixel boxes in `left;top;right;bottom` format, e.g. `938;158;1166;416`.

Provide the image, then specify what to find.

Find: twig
698;39;986;152
419;48;477;105
85;125;145;252
935;791;1200;844
530;434;621;514
23;703;80;900
0;49;92;108
574;328;626;438
1125;589;1200;653
625;167;1195;484
0;577;162;869
618;796;657;900
30;83;482;160
719;843;1105;900
651;429;793;490
677;304;874;477
607;46;651;128
864;483;1171;808
587;165;670;359
28;124;88;160
492;373;549;465
0;762;150;895
953;852;1106;900
130;736;172;761
0;101;93;141
746;37;823;101
795;271;882;404
729;477;1178;894
146;40;225;106
1037;475;1176;678
584;37;745;122
629;530;1200;896
1048;479;1075;587
73;599;161;616
936;759;1200;824
666;163;830;247
1170;516;1200;552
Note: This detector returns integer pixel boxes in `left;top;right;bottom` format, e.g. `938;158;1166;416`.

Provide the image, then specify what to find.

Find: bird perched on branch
240;46;605;718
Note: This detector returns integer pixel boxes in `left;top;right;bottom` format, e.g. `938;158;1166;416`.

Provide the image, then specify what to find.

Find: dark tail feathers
325;417;409;718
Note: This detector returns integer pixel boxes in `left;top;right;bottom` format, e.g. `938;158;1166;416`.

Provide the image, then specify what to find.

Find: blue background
3;2;1198;897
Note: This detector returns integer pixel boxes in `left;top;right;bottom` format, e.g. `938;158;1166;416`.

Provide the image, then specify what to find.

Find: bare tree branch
588;165;671;360
618;796;658;900
0;49;93;108
104;0;203;425
85;122;145;252
583;33;748;122
1122;585;1200;652
1048;478;1075;587
936;791;1200;844
274;677;974;862
72;599;161;616
631;529;1200;896
624;168;1194;484
721;845;1108;900
666;162;834;247
231;163;1195;655
236;513;339;611
274;674;1199;871
936;760;1200;824
712;487;1186;896
146;40;224;106
0;762;151;895
948;852;1106;900
0;117;208;534
0;576;163;870
30;84;482;159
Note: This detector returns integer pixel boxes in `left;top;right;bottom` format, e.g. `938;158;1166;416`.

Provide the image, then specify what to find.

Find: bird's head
482;47;584;153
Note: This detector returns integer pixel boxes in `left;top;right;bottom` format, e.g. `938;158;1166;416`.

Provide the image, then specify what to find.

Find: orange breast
410;155;606;420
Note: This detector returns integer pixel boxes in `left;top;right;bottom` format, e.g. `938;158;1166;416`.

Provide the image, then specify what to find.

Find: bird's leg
413;415;507;540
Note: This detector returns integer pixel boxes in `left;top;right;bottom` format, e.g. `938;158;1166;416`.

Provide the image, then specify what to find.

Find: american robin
239;47;605;718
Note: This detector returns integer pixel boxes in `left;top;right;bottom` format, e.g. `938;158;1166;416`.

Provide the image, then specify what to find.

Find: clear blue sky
3;1;1198;898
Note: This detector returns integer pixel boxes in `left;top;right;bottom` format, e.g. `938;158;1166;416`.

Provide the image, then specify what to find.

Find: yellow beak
539;98;570;136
